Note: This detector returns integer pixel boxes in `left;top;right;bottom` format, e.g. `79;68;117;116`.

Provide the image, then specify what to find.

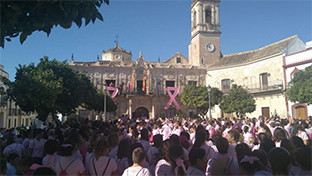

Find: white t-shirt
186;166;206;176
155;159;173;176
42;153;61;171
55;156;85;176
117;157;129;175
22;138;31;149
137;140;151;151
122;166;151;176
109;146;118;160
29;138;45;157
147;147;159;165
298;130;309;141
86;155;118;176
3;143;25;159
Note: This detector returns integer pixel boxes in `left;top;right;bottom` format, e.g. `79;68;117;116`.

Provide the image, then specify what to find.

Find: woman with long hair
54;141;86;176
86;137;119;176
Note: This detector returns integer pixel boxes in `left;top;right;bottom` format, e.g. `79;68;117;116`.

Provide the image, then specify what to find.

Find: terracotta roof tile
210;35;297;68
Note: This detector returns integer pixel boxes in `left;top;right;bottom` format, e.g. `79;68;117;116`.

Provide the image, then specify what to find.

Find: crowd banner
164;87;181;110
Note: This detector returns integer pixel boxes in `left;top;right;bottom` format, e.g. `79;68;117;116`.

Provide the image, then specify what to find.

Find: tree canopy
181;85;223;116
0;0;109;47
220;84;256;117
8;57;116;121
286;65;312;105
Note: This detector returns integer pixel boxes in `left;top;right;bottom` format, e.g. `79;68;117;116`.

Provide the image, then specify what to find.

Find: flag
129;75;133;92
142;74;146;92
156;76;158;93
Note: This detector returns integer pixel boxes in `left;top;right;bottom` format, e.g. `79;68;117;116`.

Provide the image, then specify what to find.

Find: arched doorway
133;107;149;119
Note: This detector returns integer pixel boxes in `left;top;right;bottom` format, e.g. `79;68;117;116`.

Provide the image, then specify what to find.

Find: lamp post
207;84;212;119
104;85;107;121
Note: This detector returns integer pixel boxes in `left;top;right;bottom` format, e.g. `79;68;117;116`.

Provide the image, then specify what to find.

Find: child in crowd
122;147;151;176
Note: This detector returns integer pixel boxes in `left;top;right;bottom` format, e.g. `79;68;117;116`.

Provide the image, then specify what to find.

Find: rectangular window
221;79;231;93
166;81;175;88
176;57;181;63
105;80;116;87
188;81;197;86
166;81;175;95
260;73;268;90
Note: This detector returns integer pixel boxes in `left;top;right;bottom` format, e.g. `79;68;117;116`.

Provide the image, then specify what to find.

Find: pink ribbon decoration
106;86;119;98
164;87;181;110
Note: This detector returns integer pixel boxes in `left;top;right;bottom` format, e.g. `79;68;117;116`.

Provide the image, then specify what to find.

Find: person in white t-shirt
86;138;119;176
3;137;25;159
122;147;151;176
54;142;86;176
29;129;45;164
186;148;207;176
42;139;60;171
137;128;151;151
117;139;131;175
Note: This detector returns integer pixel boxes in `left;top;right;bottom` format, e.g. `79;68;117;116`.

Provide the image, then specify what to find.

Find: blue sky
1;0;311;81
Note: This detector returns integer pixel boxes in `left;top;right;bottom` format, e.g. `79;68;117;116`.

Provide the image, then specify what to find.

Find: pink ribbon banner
106;86;119;98
164;87;181;110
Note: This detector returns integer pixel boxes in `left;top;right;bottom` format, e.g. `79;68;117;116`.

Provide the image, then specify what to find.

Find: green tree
1;0;109;47
8;57;116;121
181;85;223;116
220;84;256;117
286;65;312;105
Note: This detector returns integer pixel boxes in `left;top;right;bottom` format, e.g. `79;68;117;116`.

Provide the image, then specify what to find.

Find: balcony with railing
244;80;284;94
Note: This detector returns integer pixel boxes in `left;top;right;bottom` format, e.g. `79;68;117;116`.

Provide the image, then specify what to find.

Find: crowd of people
0;114;311;176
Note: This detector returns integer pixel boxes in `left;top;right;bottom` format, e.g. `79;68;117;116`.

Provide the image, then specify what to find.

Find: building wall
284;48;312;119
207;54;287;118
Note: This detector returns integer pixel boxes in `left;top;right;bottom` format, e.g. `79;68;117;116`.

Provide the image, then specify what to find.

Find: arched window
205;8;212;24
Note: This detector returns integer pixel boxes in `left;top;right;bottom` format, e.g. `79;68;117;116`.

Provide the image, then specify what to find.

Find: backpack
59;159;76;176
93;157;111;176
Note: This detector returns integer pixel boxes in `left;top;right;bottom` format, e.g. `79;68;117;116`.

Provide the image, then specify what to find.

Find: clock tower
189;0;221;66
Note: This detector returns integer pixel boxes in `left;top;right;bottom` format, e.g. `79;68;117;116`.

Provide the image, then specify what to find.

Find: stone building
0;65;37;128
70;0;311;120
70;46;207;119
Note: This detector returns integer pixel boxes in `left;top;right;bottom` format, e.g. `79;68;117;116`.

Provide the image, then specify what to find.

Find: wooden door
262;107;270;118
295;106;306;120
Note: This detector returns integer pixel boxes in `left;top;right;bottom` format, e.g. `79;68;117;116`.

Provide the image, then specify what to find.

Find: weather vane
114;35;119;45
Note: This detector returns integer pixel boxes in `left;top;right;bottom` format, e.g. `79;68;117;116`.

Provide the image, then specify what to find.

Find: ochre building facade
69;0;311;119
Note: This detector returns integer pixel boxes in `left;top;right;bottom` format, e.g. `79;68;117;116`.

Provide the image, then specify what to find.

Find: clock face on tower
206;43;215;52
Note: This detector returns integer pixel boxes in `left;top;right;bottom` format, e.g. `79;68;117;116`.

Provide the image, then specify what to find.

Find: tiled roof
210;35;297;68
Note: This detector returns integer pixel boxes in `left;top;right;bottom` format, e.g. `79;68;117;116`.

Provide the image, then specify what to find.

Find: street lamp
104;85;107;121
207;84;212;119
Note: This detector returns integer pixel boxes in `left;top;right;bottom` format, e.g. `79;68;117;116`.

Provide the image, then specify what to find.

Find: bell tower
188;0;221;66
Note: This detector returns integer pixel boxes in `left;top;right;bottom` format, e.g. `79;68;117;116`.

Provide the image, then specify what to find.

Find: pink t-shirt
122;166;151;176
55;156;85;176
86;156;118;176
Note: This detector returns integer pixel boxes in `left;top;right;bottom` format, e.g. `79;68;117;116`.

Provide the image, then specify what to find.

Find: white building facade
284;45;312;120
